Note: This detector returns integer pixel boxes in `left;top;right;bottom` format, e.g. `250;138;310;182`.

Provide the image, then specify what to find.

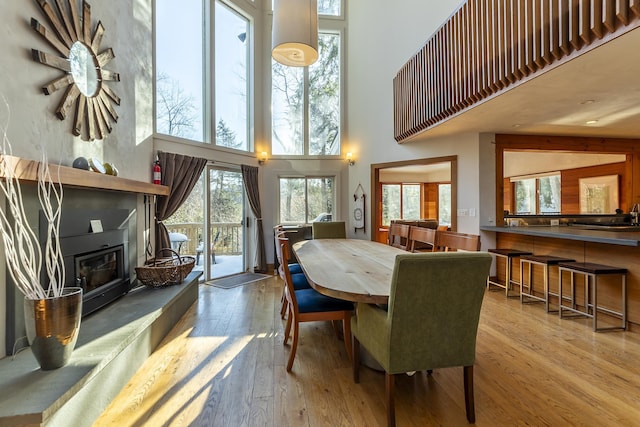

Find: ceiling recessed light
586;120;598;124
512;124;521;128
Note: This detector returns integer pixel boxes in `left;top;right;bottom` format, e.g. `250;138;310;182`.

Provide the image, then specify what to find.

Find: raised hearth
0;272;201;427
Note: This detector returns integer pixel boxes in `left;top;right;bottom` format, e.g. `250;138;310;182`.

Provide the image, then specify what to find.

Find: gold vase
24;287;83;370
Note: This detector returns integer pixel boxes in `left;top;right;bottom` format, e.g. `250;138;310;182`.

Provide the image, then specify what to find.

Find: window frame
154;0;256;154
381;182;423;226
510;172;562;215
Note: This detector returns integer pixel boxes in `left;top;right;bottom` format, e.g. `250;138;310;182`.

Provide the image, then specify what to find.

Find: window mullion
204;0;214;143
304;67;310;156
304;178;309;223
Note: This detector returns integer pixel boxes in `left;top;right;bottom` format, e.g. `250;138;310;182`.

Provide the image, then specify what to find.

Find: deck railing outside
166;222;243;256
394;0;640;142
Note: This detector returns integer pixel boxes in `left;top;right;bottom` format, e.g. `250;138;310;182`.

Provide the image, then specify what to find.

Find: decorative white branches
37;150;65;298
0;98;65;299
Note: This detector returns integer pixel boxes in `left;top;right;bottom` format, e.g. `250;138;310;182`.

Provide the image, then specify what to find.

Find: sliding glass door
164;164;245;281
206;166;245;279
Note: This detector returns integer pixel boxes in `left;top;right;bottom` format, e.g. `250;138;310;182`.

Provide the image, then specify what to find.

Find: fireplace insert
40;209;131;316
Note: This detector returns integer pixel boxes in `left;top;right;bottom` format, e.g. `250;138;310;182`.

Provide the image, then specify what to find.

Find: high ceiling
412;28;640;140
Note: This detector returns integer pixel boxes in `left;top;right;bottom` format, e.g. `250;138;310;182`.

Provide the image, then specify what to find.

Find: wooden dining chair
435;230;481;252
351;252;492;426
388;223;410;250
407;226;437;252
278;236;354;372
275;230;311;319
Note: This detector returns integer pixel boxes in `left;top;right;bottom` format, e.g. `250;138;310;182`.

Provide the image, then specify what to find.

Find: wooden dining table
292;239;407;304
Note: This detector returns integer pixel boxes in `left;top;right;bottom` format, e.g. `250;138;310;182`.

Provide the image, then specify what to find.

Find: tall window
513;174;561;214
155;0;251;151
156;0;204;140
279;177;335;224
272;31;341;156
215;2;249;150
381;184;421;226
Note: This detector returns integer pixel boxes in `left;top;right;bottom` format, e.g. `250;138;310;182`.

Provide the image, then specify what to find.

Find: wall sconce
346;152;355;166
258;151;268;165
272;0;319;67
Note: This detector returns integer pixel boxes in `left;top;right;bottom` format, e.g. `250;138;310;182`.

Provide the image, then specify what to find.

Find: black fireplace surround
39;208;131;316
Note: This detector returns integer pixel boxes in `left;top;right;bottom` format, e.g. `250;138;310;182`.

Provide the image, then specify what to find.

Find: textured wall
0;0;154;358
0;0;153;178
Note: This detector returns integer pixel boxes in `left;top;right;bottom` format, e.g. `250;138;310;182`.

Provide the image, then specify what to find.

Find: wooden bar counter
481;225;640;327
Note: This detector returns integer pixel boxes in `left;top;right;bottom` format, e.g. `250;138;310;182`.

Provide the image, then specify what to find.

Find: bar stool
487;249;532;297
519;255;575;312
558;262;627;332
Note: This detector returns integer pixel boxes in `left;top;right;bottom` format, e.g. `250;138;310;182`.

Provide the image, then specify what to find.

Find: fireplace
40;208;131;316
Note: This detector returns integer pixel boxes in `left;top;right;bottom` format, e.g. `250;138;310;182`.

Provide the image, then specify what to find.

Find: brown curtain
241;164;266;272
155;151;207;256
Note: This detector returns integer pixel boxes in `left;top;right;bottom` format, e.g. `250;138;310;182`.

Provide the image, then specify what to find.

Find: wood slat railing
393;0;640;142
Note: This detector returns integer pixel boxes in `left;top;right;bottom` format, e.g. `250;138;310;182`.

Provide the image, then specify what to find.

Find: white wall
346;0;496;238
379;168;450;183
0;0;154;358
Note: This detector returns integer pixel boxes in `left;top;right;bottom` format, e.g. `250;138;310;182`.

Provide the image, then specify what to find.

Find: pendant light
272;0;318;67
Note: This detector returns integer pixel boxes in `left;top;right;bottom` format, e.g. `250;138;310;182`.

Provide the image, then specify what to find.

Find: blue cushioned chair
278;236;354;372
275;229;311;319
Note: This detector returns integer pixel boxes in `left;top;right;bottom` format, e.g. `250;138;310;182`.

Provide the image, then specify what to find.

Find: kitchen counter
480;225;640;247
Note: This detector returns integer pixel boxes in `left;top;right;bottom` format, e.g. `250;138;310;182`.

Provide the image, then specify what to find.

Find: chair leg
286;318;299;372
463;365;475;424
283;309;292;345
352;336;360;383
331;320;341;338
343;313;352;361
386;372;396;427
279;290;288;319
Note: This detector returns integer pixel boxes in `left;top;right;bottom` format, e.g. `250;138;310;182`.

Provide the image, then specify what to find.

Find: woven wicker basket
135;249;195;288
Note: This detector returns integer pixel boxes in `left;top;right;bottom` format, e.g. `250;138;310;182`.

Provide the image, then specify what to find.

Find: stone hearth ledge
0;271;201;427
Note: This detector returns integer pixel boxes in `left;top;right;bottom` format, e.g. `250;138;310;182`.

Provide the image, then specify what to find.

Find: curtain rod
209;160;244;168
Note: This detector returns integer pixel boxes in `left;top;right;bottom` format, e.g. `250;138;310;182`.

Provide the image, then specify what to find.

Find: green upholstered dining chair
351;251;492;427
312;221;347;239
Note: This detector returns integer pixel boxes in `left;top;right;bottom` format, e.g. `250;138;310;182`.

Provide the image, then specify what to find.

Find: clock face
354;207;363;221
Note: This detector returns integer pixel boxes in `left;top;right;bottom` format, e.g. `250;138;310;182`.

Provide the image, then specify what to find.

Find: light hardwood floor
95;276;640;426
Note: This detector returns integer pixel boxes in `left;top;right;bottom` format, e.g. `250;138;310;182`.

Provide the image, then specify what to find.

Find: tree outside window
438;183;451;225
280;177;335;224
271;0;342;17
402;185;420;219
272;33;341;156
382;184;421;226
156;0;250;152
155;0;203;140
215;2;249;150
514;175;561;214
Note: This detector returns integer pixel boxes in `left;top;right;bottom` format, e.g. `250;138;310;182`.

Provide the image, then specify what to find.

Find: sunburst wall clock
31;0;120;141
